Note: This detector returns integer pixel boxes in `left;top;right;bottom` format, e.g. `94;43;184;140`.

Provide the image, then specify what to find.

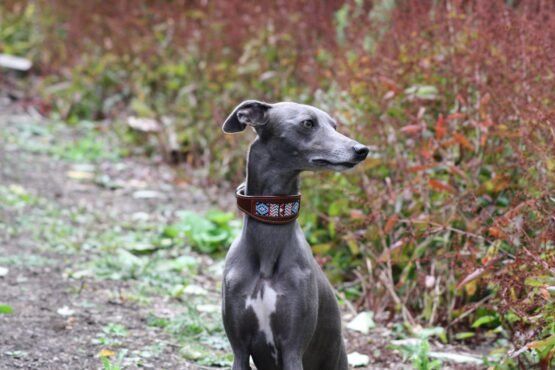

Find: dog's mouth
310;159;359;168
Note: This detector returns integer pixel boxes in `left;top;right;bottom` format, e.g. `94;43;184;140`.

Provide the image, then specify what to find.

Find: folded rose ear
222;100;273;134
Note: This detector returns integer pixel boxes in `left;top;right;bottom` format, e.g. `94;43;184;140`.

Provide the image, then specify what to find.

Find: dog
221;100;369;370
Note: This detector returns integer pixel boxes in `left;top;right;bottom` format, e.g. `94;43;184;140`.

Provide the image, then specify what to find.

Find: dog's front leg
282;351;303;370
223;300;252;370
231;348;251;370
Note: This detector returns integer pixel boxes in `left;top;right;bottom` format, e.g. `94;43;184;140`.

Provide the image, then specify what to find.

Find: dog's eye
301;119;314;129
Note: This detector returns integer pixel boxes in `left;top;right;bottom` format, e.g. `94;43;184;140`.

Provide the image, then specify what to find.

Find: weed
100;349;127;370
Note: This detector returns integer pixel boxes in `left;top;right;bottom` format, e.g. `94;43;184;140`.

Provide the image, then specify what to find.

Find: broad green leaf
0;304;13;314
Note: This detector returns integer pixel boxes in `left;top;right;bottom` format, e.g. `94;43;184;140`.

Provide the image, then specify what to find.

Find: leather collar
236;188;301;224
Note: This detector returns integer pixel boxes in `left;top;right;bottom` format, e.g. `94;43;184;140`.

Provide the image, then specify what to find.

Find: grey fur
222;101;369;370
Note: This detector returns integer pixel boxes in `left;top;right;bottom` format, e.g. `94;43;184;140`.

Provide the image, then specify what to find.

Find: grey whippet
221;100;369;370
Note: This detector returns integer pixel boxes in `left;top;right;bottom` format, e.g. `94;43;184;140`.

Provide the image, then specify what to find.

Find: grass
0;118;122;163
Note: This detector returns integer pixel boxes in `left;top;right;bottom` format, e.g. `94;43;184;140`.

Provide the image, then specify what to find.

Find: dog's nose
353;144;369;159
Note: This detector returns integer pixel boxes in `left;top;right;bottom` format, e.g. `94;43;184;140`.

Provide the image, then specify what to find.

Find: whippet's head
222;100;369;172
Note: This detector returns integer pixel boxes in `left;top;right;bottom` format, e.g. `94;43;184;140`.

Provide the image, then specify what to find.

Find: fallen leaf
183;284;208;296
181;347;203;360
347;352;370;367
0;54;32;71
127;116;160;132
66;171;95;180
132;190;165;199
196;304;219;313
428;179;457;194
391;338;421;346
428;351;483;364
98;349;115;358
346;311;375;334
57;306;75;317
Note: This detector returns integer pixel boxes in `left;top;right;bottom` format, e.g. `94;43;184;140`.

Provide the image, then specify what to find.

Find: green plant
103;323;129;337
411;340;442;370
391;328;445;370
100;349;127;370
164;210;241;254
0;1;39;57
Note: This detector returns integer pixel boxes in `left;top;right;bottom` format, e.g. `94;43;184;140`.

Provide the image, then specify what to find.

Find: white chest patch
245;282;278;362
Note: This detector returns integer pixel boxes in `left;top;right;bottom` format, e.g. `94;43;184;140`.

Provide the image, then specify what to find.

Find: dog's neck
245;140;300;196
242;140;302;278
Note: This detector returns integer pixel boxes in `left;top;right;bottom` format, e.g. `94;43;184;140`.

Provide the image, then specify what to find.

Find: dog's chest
245;281;279;360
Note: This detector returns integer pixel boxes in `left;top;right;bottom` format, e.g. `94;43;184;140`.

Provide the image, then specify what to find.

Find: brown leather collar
236;188;301;224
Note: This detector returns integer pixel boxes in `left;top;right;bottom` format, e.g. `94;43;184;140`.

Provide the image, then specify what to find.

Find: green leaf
206;210;234;225
528;334;555;351
455;332;475;340
418;326;445;340
162;226;180;238
472;315;497;328
0;304;14;314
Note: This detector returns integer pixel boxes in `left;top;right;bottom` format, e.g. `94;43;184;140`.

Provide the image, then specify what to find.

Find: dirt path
0;106;232;369
0;104;483;370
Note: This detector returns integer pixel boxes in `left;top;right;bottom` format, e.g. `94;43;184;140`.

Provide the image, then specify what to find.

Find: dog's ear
222;100;272;134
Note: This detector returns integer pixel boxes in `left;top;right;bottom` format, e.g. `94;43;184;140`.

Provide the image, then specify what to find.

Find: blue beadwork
255;202;269;216
291;201;300;214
